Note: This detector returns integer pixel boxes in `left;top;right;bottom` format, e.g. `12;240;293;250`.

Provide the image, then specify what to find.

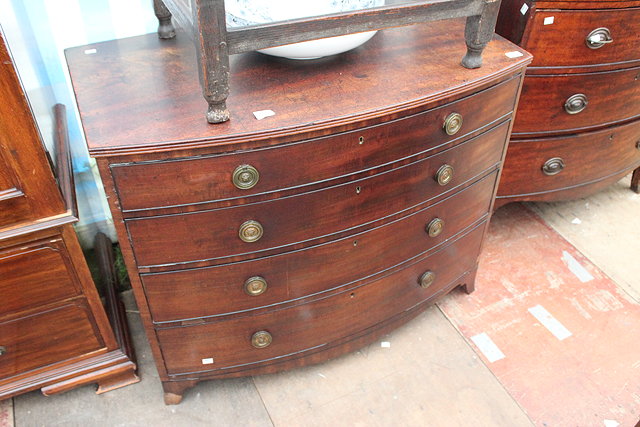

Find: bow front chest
66;20;531;404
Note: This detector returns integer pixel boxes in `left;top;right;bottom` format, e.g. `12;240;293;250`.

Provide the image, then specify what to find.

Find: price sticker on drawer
543;16;554;25
201;357;214;365
520;3;529;15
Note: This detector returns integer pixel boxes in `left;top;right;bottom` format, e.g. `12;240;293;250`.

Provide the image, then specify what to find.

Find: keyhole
359;136;364;145
350;292;356;298
353;240;358;247
356;186;361;194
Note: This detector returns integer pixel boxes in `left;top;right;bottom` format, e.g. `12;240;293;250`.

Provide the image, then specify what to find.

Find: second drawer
142;172;496;323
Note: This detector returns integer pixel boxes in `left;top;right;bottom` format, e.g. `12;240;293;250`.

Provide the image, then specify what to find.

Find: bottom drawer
0;303;104;379
499;119;640;197
157;221;486;376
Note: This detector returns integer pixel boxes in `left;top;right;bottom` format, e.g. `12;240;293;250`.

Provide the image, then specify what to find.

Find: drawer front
110;77;519;212
513;65;640;135
156;222;485;375
525;8;640;68
0;239;81;317
143;172;496;322
127;122;508;267
498;118;640;197
0;303;104;379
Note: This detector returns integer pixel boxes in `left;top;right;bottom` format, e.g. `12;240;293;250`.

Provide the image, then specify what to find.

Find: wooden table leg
153;0;176;39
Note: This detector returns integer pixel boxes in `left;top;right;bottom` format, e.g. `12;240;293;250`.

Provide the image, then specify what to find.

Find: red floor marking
439;203;640;427
0;399;12;427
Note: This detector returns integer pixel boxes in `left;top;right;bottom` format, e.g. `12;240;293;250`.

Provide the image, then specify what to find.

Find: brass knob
0;346;5;356
564;94;588;115
426;218;445;237
419;271;436;289
244;276;267;296
443;113;463;136
435;164;454;186
239;220;263;243
586;27;613;49
232;164;260;190
542;157;565;176
251;331;272;348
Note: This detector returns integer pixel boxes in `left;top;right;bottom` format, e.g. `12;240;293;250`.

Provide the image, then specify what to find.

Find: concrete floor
4;174;640;426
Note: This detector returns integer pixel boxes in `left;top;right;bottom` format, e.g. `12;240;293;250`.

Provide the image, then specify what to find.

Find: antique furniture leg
192;0;230;123
163;380;198;405
153;0;176;40
631;167;640;193
462;0;501;69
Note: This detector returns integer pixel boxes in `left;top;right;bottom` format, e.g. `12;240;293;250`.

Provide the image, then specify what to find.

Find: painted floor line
528;304;572;341
562;250;595;283
470;332;506;363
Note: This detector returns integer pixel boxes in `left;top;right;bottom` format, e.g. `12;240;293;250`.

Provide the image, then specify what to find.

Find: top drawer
110;77;519;213
525;8;640;68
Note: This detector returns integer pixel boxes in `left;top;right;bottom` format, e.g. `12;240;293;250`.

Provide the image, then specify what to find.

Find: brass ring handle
244;276;268;296
586;27;613;49
239;220;264;243
435;164;454;186
564;94;588;115
426;218;445;238
542;157;565;176
232;164;260;190
419;271;436;289
251;331;272;348
443;113;463;136
0;346;5;356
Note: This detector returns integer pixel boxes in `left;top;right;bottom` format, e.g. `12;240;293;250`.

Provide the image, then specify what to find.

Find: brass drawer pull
0;346;5;356
232;164;260;190
239;220;263;243
419;271;436;289
564;94;588;115
426;218;445;237
443;112;463;136
586;27;613;49
244;276;268;296
542;157;565;176
251;331;272;348
435;164;454;186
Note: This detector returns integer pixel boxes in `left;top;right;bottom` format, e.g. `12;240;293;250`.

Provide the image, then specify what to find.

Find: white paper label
528;305;572;341
520;3;529;15
201;358;214;365
543;16;554;25
381;341;391;348
471;333;505;363
84;48;97;55
253;109;276;120
505;51;524;58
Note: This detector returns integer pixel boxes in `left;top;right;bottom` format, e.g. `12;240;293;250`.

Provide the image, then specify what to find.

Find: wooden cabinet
65;20;531;404
495;0;640;205
0;30;138;399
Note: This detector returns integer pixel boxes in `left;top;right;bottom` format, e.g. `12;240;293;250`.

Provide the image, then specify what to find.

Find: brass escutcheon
435;164;454;186
419;271;436;289
232;164;260;190
244;276;267;296
239;220;264;242
443;112;463;135
251;331;272;348
542;157;565;176
564;94;588;115
636;140;640;150
426;218;445;237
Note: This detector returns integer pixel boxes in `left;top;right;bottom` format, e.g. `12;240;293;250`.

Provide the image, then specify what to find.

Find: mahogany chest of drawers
66;21;531;404
0;32;137;399
495;0;640;205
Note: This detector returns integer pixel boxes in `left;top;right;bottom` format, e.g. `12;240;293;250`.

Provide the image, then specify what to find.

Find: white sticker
543;16;554;25
253;109;276;120
571;217;582;225
381;341;391;348
471;333;505;363
520;3;529;15
528;305;572;341
505;51;524;58
562;251;594;283
604;420;620;427
201;357;214;365
84;48;97;55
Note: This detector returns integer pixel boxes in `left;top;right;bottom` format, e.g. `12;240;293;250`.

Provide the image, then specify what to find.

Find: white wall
0;0;159;247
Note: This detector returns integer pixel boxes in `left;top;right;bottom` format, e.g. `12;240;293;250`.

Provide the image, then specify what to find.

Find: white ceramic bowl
226;0;384;60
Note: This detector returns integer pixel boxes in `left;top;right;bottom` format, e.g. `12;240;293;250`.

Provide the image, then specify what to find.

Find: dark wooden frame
153;0;502;123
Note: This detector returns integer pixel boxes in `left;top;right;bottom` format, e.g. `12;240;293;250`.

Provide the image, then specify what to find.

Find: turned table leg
153;0;176;39
631;167;640;193
461;0;501;69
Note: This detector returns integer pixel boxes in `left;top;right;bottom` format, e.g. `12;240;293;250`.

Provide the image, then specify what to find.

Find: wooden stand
153;0;502;123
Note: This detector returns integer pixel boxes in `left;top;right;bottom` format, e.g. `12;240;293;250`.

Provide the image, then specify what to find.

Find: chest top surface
66;19;530;157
